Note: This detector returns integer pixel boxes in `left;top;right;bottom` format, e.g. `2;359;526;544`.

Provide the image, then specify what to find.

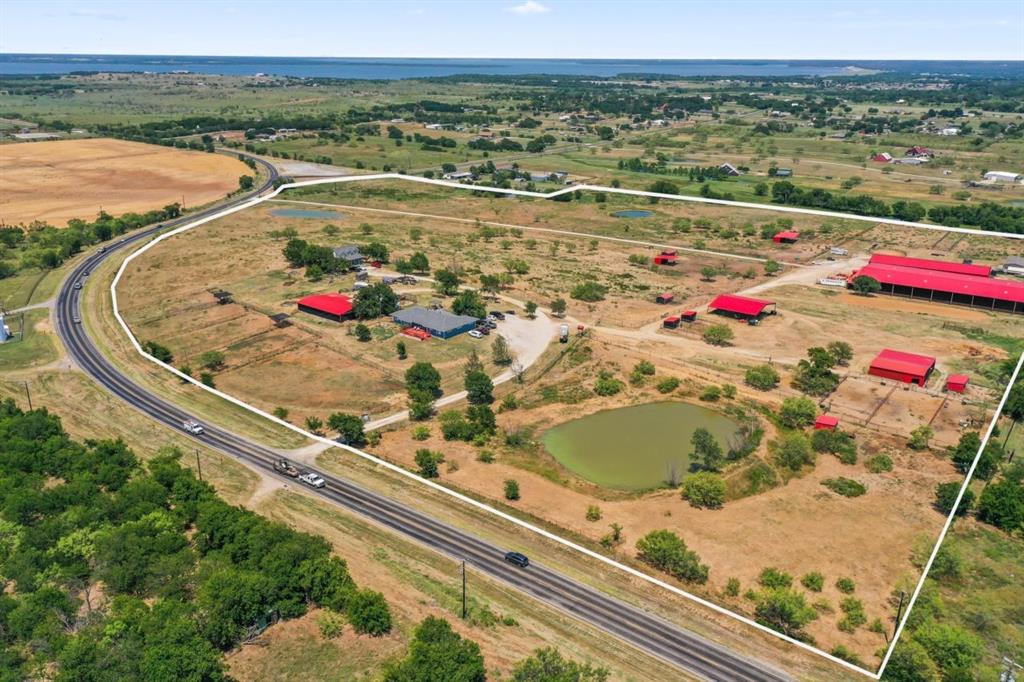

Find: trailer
559;323;570;343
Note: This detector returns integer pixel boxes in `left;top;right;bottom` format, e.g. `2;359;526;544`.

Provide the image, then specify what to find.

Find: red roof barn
946;374;970;393
872;152;893;163
814;415;839;431
906;146;933;158
297;293;354;322
656;292;675;304
654;255;678;265
849;263;1024;313
773;231;800;244
868;253;992;278
869;349;936;387
663;315;680;328
708;294;777;318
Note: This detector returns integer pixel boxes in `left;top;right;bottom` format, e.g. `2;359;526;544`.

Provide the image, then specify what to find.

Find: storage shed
773;231;800;244
663;315;680;329
868;349;936;387
946;374;970;393
297;293;354;322
654;255;678;265
656;293;675;304
708;294;776;319
814;415;839;431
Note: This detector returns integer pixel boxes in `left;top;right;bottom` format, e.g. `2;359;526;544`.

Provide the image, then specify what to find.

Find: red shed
663;315;681;328
946;374;969;393
814;415;839;431
872;152;893;163
869;349;936;387
708;294;777;318
773;231;800;244
654;255;679;265
297;293;354;322
656;292;675;304
680;310;698;322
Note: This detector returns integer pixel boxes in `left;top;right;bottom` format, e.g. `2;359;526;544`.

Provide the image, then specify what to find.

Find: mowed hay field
0;138;250;226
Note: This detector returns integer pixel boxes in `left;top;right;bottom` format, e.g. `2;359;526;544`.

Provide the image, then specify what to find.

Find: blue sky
2;0;1022;60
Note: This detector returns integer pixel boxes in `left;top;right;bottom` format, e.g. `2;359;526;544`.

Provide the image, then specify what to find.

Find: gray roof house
392;306;479;339
332;245;364;267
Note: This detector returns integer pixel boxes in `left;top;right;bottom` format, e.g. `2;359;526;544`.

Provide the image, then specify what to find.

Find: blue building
392;306;479;339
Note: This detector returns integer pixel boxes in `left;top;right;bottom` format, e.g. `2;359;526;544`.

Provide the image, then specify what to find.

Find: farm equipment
274;459;300;478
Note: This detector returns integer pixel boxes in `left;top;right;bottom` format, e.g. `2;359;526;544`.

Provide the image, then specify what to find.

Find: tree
976;477;1024;531
791;346;840;396
492;335;513;365
414;449;444;478
881;639;940;682
405;362;442;398
778;396;818;428
305;416;324;435
198;350;226;370
647;179;679;195
934;482;973;517
200;372;216;388
851;275;881;296
691;427;724;471
409;251;430;273
384;617;485;682
634;530;709;584
699;266;717;281
524;301;538;318
143;340;174;364
570;281;607;302
510;647;610;682
702;324;734;346
451;289;486;318
504;479;520;500
362;241;389;263
550;298;567;316
464;370;494;404
913;621;982;673
827;341;853;366
347;589;392;636
764;260;781;276
681;472;726;509
353;281;400;319
238;175;254;191
407;389;435;421
327;413;366;446
354;323;372;342
396;340;407;360
908;425;934;450
753;587;817;638
774;433;814;471
744;364;780;390
434;269;460;295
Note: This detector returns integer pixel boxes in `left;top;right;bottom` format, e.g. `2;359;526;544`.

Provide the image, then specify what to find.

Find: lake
612;210;654;219
542;402;741;491
270;208;345;220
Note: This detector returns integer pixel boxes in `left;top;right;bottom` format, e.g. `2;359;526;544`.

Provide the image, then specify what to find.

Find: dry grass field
116;183;1019;665
0;138;249;226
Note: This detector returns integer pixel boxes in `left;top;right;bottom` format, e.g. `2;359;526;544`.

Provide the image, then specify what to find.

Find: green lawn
0;309;58;370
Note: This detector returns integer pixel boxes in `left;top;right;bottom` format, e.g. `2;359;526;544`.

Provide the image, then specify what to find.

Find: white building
937;127;960;136
983;171;1021;183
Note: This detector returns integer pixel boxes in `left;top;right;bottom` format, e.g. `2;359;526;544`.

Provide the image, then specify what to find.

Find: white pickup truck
182;419;205;435
299;472;326;489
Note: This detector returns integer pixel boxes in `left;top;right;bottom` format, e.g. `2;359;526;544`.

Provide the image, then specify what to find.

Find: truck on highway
182;419;205;435
273;458;299;477
559;323;570;343
299;472;326;489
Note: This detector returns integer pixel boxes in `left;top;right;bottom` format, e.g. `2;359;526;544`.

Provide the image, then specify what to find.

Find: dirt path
4;299;54;315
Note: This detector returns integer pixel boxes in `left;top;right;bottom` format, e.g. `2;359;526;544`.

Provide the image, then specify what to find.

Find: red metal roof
852;263;1024;304
664;315;680;324
298;293;353;316
946;374;970;388
708;294;775;316
815;415;839;428
870;349;936;379
657;292;674;301
773;231;800;241
868;253;992;278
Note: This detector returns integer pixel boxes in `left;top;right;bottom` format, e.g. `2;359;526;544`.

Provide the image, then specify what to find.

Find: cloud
508;1;550;15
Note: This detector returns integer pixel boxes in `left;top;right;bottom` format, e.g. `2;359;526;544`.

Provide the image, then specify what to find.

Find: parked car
468;329;483;339
483;319;497;329
488;311;506;320
475;325;490;335
504;551;529;568
299;472;326;488
182;419;205;435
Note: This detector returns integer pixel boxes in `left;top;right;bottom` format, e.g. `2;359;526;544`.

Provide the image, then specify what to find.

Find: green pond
542;402;741;491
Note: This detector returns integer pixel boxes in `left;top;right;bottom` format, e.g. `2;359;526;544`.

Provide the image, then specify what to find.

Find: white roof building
983;171;1021;183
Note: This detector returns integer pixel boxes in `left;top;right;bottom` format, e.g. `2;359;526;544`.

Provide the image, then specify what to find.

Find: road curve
52;152;794;682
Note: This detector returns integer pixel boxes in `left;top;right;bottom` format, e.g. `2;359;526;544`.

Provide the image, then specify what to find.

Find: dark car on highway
504;551;529;568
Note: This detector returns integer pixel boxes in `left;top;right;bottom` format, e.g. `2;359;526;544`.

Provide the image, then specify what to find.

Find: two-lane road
52;153;793;682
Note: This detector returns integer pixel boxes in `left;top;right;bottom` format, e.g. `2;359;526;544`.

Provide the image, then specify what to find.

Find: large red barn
850;262;1024;314
869;349;936;387
868;253;992;278
708;294;776;318
297;293;354;322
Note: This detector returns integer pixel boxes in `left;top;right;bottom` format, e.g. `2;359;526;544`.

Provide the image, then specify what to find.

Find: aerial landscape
0;2;1022;681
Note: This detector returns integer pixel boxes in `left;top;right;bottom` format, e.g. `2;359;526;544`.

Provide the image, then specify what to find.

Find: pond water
270;207;346;220
541;402;742;491
612;210;654;218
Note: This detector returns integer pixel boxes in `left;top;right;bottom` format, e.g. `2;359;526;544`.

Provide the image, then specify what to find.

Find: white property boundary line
107;174;1023;679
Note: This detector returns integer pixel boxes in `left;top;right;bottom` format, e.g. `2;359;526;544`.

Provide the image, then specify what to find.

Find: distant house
442;171;474;181
872;153;893;163
773;231;800;244
774;167;793;178
718;162;740;176
477;129;494;138
655;293;675;304
937;127;960;136
894;157;926;165
332;245;364;268
984;171;1021;183
906;146;932;158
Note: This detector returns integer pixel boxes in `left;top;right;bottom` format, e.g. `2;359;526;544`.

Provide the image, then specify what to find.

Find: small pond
542;402;742;491
612;210;654;218
270;207;346;220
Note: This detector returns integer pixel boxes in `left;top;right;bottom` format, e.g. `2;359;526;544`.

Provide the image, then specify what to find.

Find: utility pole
892;590;906;640
23;381;32;411
460;560;467;620
195;449;203;481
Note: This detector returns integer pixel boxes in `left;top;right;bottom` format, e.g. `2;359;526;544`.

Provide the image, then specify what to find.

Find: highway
52;152;794;682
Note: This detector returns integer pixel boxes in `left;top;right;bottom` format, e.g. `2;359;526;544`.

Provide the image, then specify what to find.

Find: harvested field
0;138;249;226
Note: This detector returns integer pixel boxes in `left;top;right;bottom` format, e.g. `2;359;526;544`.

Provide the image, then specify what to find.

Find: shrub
721;384;737;399
634;360;655;376
681;472;726;509
586;505;602;522
907;425;934;450
745;462;778;493
656;377;681;394
835;577;856;594
703;324;734;346
866;454;893;473
699;386;722;402
838;597;866;632
347;590;392;636
829;645;862;665
570;281;608;302
934;481;974;517
272;406;289;421
476;450;495;464
821;477;866;497
414;449;444;478
593;371;624;396
411;425;431;441
753;587;818;638
317;611;345;639
725;578;741;597
635;530;709;584
976;478;1024;531
744;364;780;391
758;567;793;589
504;479;520;501
778;396;818;428
774;433;814;471
354;324;372;342
811;429;857;465
801;572;824;592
